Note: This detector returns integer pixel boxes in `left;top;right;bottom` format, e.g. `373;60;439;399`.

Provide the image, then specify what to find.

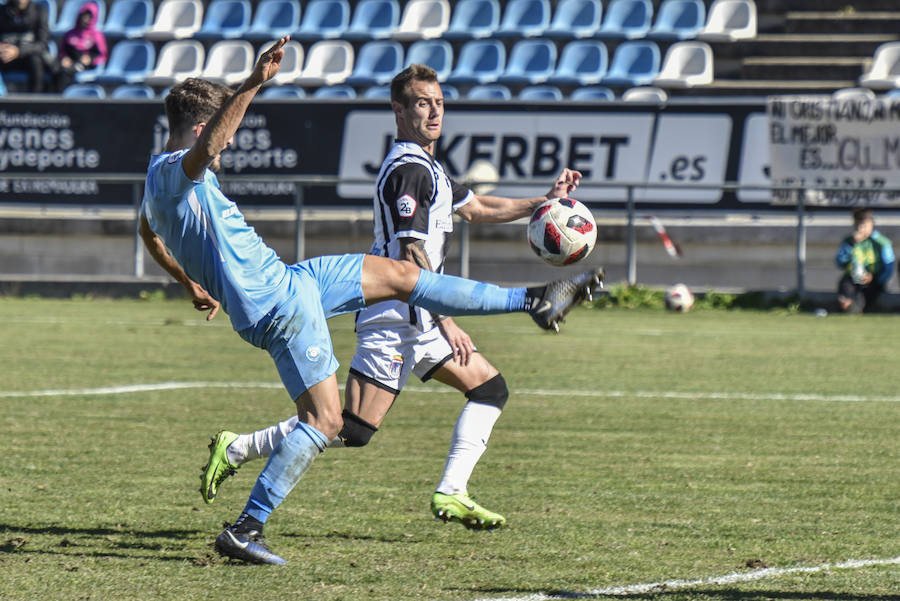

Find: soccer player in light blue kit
140;37;602;565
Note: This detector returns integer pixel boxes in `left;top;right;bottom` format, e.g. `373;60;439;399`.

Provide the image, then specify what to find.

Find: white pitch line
470;556;900;601
2;382;900;403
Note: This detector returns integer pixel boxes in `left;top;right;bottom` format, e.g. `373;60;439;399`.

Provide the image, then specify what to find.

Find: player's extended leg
429;356;508;530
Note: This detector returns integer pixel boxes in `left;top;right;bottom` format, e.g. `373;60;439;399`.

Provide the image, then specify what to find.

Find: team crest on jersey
397;194;417;218
167;149;187;164
306;346;322;362
389;354;403;379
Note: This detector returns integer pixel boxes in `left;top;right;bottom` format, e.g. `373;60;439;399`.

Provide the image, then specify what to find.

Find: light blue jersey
142;150;290;331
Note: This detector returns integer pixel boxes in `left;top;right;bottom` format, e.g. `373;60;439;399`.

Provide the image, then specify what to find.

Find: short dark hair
390;64;438;106
164;78;233;138
853;208;874;227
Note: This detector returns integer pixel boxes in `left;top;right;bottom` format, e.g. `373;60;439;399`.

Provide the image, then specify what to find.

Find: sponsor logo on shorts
306;346;322;362
389;354;403;379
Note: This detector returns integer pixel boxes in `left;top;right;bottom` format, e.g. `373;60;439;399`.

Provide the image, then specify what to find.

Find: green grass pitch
1;297;898;600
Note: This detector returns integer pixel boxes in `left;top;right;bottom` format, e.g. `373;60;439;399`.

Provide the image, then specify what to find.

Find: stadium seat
201;40;255;86
261;84;306;98
393;0;450;41
446;39;506;85
256;39;304;85
110;83;155;97
53;0;107;37
569;85;614;100
443;0;499;40
699;0;756;42
497;38;557;85
312;84;357;98
404;39;453;81
597;0;652;40
884;88;900;98
544;0;602;39
345;40;404;86
144;39;205;86
466;83;512;100
62;83;106;97
102;0;153;39
653;41;713;87
547;40;608;85
648;0;705;40
495;0;550;39
33;0;57;34
622;85;667;102
362;85;391;98
295;40;354;86
344;0;400;40
0;74;7;97
145;0;203;40
92;39;156;84
245;0;301;41
518;84;563;100
859;43;900;90
833;87;877;101
194;0;252;40
441;83;459;99
601;40;661;86
293;0;350;40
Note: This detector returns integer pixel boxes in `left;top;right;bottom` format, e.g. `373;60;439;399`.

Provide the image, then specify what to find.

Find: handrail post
626;185;636;286
459;219;470;279
132;181;144;277
796;188;806;297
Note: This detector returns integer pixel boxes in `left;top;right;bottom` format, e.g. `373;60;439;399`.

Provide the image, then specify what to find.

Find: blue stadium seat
544;0;602;39
111;83;155;97
441;83;459;99
93;39;155;84
293;0;350;40
194;0;252;39
602;40;661;86
466;83;511;100
547;40;608;85
648;0;705;40
53;0;106;37
245;0;301;41
518;84;563;100
0;74;7;97
62;83;106;97
569;85;615;100
443;0;499;40
261;84;306;98
362;85;391;98
344;0;400;40
597;0;653;40
346;40;404;85
312;84;357;98
495;0;551;39
102;0;153;39
404;39;453;81
498;38;557;85
446;39;506;85
33;0;58;33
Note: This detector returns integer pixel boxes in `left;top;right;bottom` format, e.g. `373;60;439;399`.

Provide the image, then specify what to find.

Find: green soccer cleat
431;491;506;531
200;430;240;504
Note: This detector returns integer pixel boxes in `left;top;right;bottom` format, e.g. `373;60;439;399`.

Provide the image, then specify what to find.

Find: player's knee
338;409;378;447
465;373;509;409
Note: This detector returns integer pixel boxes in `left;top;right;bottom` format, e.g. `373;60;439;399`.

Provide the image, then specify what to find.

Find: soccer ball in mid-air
665;283;694;312
527;197;597;266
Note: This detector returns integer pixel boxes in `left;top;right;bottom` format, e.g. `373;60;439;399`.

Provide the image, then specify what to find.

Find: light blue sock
243;421;329;524
408;270;526;315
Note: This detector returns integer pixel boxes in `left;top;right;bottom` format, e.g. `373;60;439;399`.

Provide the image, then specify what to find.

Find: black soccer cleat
214;523;286;565
526;268;604;333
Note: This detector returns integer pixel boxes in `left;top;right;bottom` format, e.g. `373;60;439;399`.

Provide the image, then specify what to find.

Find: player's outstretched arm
456;168;583;224
181;36;288;180
139;215;220;320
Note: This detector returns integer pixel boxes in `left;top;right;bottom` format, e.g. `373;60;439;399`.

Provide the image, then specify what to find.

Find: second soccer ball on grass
527;197;597;266
665;283;694;312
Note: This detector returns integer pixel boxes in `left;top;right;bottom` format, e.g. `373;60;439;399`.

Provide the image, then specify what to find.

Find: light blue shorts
238;254;366;400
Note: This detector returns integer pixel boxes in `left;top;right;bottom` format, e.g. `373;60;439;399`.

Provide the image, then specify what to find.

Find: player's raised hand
548;168;583;199
251;36;288;86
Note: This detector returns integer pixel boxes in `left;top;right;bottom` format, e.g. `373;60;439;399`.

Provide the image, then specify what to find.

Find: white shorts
349;321;456;394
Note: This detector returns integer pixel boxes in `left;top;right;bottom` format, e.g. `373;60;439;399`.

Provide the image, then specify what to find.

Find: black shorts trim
419;349;481;383
348;367;401;395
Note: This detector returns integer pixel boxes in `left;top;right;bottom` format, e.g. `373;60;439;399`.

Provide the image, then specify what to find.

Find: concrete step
740;56;867;81
785;11;900;35
756;0;897;12
688;79;857;96
710;34;899;60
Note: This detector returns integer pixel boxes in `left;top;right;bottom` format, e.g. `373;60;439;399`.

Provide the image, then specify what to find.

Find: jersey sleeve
383;162;435;240
449;177;475;211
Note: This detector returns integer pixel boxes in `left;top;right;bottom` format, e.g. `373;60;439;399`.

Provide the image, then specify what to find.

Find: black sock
233;512;264;535
524;286;546;310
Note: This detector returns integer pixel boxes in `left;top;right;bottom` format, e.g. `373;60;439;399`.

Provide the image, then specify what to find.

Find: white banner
768;95;900;205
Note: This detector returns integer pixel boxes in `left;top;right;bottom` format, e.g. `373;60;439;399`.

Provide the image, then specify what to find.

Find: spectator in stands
54;1;107;92
835;208;895;313
0;0;51;93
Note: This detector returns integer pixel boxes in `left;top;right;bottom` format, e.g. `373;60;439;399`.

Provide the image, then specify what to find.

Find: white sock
229;416;298;465
435;401;502;496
